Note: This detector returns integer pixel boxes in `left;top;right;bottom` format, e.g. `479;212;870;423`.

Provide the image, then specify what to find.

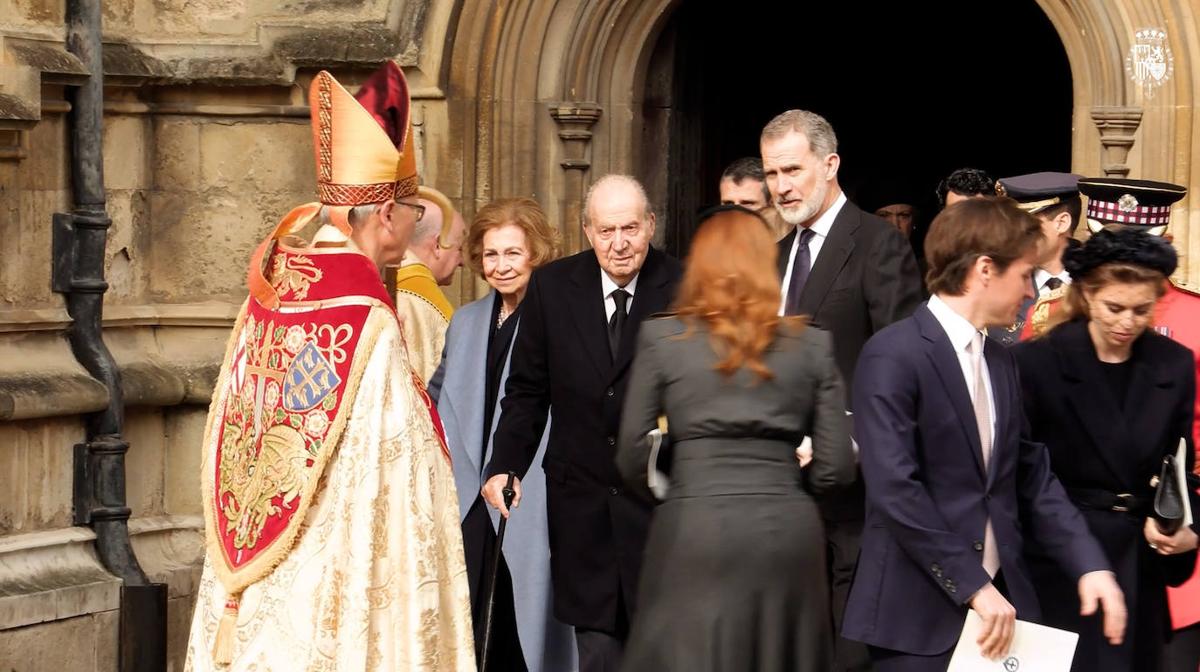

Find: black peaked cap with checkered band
1078;177;1186;236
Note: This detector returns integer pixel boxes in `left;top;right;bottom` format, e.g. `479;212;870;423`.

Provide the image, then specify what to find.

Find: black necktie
784;228;816;316
608;288;629;360
1044;277;1063;291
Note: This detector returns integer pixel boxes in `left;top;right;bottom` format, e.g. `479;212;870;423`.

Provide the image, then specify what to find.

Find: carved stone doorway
437;0;1200;295
638;1;1073;258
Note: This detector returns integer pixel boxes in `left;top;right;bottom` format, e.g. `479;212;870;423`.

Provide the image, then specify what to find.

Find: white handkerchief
948;610;1078;672
647;428;669;500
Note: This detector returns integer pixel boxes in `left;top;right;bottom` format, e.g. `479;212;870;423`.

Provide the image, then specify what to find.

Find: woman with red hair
616;205;856;671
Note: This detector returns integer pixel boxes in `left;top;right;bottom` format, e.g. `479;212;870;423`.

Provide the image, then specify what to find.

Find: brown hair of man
924;196;1043;296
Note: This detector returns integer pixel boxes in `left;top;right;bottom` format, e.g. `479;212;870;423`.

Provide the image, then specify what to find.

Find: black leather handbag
1153;454;1185;536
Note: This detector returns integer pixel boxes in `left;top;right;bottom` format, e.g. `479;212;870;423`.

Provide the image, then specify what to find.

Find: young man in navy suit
844;197;1127;670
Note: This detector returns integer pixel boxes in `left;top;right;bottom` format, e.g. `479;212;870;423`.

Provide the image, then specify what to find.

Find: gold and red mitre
246;61;424;310
246;62;461;310
324;62;457;247
312;60;419;210
310;62;456;245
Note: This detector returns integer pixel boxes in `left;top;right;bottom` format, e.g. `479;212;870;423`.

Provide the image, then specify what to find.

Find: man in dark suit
482;174;682;672
844;197;1126;670
763;109;925;671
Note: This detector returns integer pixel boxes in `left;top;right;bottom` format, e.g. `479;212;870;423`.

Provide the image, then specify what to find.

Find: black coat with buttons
488;246;682;633
1013;320;1198;671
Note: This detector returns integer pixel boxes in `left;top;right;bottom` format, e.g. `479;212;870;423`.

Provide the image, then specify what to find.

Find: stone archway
1033;0;1200;286
423;0;1200;297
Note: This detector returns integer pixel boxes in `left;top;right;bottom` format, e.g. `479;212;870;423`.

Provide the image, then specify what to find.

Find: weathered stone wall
0;0;436;668
0;109;69;312
147;111;315;302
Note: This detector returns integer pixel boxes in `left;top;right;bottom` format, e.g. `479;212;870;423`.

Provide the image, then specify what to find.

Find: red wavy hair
674;207;799;381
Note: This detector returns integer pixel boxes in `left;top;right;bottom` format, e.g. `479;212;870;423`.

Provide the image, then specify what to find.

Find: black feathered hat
1063;226;1178;279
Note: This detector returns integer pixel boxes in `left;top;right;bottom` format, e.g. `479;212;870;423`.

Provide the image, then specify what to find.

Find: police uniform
988;172;1080;344
1077;177;1200;669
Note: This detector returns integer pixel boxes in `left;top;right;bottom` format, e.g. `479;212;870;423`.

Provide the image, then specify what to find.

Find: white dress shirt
1034;268;1071;294
602;270;639;321
926;295;996;437
778;191;848;315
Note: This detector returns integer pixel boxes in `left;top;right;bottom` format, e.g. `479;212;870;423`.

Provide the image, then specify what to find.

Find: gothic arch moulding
1034;0;1200;286
432;0;684;257
428;0;1200;288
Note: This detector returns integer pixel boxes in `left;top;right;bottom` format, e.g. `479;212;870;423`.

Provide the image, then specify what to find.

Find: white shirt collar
927;294;984;353
1034;268;1071;291
601;269;639;299
311;224;363;254
806;191;847;240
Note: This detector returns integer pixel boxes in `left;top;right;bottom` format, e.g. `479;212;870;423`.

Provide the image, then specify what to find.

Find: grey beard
774;180;831;226
775;196;822;226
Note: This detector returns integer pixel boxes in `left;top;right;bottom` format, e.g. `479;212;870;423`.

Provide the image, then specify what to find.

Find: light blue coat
430;291;577;672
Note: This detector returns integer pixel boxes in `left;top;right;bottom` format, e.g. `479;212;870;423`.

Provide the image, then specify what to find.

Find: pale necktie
969;332;1001;577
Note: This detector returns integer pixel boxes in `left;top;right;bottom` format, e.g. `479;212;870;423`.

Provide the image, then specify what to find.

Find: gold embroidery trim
269;254;323;301
317;181;398;206
317;76;333;184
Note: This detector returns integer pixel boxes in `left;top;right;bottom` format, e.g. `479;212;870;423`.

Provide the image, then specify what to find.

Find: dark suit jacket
843;305;1110;655
1013;321;1198;592
488;246;682;632
775;200;924;401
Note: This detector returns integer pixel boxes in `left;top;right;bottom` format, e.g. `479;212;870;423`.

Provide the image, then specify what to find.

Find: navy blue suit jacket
843;304;1110;655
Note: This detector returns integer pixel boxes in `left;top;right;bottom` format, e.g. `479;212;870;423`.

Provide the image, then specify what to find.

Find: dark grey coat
617;317;855;671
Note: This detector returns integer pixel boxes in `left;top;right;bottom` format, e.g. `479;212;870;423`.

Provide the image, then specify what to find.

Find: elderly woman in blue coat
429;198;575;672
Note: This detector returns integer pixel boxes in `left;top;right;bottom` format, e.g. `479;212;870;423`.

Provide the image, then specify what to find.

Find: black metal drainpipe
53;0;167;669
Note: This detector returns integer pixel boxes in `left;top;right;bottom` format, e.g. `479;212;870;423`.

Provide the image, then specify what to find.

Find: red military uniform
995;172;1081;344
1159;282;1200;630
1018;285;1069;340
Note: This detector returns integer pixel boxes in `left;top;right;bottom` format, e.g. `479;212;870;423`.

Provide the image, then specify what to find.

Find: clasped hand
481;474;523;518
1143;518;1199;555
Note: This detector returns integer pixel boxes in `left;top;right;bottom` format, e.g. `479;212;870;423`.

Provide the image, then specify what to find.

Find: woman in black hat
1013;227;1198;671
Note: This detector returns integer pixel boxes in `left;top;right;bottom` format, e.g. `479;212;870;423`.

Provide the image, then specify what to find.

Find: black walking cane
479;471;516;671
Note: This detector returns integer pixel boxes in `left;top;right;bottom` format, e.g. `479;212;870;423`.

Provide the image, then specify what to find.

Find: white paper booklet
1176;438;1194;527
947;610;1078;672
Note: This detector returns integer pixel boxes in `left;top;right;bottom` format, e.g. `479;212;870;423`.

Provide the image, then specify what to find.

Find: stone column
549;102;602;253
1090;106;1143;178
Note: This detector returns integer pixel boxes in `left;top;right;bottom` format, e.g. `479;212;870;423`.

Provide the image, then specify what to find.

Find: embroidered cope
186;242;474;671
